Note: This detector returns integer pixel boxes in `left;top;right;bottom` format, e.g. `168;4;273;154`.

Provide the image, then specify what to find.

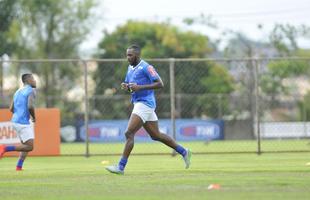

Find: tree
0;0;19;99
269;24;310;56
0;0;97;124
10;0;97;110
260;24;310;107
94;21;234;119
0;0;18;56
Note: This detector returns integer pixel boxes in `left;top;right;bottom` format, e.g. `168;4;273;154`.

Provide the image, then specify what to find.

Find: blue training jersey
124;60;161;108
11;85;35;125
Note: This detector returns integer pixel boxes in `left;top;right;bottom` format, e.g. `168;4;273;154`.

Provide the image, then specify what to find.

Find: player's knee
125;130;134;140
26;145;33;152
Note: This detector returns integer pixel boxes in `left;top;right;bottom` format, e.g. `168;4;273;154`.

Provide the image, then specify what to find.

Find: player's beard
132;58;140;66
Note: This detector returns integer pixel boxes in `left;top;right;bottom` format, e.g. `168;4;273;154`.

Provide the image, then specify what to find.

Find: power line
209;6;310;18
103;5;310;22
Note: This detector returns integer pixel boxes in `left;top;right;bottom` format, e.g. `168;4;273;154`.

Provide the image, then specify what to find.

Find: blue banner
80;119;224;142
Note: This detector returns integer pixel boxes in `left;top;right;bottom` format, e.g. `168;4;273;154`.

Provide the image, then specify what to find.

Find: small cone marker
208;184;221;190
101;160;110;165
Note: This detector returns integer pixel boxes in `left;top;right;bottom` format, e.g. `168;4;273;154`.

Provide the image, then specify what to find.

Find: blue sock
16;159;24;168
5;146;16;152
118;157;128;171
175;145;187;157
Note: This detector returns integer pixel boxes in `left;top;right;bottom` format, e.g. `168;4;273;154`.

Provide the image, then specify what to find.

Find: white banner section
0;122;19;144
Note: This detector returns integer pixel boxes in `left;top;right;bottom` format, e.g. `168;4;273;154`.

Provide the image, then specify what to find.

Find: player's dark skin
9;75;36;160
120;48;179;159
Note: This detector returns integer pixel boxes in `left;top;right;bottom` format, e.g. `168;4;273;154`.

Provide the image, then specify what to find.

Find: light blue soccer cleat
183;149;192;169
105;165;124;175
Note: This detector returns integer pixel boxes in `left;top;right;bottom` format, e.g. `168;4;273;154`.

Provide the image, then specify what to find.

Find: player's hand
128;83;140;92
121;83;128;90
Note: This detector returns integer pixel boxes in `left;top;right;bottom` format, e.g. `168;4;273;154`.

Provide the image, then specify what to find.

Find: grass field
1;152;310;200
61;139;310;155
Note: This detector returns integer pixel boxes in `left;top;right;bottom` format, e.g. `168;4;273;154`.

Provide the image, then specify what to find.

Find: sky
80;0;310;56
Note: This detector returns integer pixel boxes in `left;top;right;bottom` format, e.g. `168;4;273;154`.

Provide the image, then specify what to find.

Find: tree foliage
261;25;310;106
0;0;97;124
0;0;18;55
9;0;97;110
16;0;96;59
269;24;310;56
99;21;211;58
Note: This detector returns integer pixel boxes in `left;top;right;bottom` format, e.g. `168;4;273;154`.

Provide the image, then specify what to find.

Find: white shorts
132;102;158;123
12;123;35;143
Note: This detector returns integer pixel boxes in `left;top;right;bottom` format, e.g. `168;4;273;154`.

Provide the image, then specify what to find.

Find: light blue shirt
124;60;161;108
11;85;35;125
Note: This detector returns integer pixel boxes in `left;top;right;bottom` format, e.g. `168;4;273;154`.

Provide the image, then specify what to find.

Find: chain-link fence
1;58;310;156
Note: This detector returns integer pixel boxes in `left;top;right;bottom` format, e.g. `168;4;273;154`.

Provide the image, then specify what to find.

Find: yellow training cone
101;160;110;165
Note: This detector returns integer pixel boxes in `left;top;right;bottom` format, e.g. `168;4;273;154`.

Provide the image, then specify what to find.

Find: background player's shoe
16;167;23;171
183;148;192;169
105;165;124;175
0;145;5;158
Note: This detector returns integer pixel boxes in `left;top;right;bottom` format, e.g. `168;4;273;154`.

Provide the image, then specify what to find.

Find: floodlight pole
82;60;90;157
169;58;177;156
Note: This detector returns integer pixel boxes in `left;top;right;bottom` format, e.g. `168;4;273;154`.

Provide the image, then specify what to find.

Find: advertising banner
80;119;224;142
0;122;19;144
0;108;60;156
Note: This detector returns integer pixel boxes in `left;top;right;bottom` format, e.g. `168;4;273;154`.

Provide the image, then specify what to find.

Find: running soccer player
106;45;192;175
0;73;36;171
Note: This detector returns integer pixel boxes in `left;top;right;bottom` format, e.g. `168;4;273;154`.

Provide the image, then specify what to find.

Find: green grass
61;139;310;155
1;153;310;200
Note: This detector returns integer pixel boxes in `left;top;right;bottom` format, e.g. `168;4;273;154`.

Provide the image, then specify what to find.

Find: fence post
303;101;307;138
217;94;223;118
0;58;3;98
82;60;90;157
254;59;261;155
169;58;176;156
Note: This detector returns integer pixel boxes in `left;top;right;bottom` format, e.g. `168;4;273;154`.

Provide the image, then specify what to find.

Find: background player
106;45;191;175
0;73;36;171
